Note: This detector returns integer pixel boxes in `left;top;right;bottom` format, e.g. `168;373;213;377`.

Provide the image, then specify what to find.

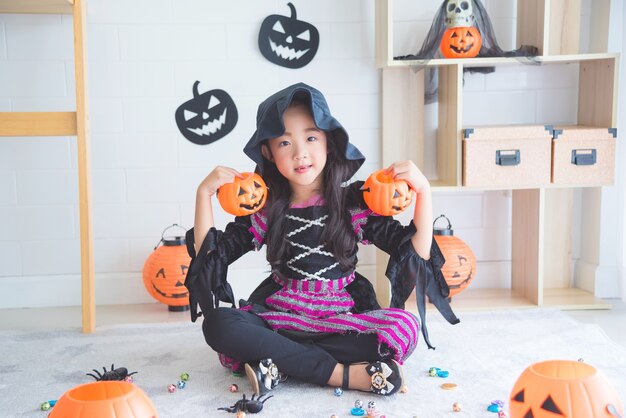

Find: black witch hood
243;82;365;181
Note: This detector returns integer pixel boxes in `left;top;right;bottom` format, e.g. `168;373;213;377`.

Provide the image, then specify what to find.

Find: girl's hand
385;160;431;192
197;166;244;197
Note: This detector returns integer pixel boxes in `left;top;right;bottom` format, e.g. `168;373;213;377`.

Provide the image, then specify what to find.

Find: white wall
0;0;623;308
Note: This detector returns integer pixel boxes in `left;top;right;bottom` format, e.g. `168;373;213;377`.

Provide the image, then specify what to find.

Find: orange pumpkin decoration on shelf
142;224;191;311
433;215;476;297
49;381;158;418
440;26;482;58
362;169;414;216
217;172;267;216
510;360;624;418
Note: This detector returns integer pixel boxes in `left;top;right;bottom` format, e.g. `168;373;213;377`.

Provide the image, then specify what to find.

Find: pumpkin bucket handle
154;223;188;249
433;214;454;236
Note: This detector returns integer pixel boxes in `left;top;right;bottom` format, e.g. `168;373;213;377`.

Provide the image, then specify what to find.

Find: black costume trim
184;218;254;322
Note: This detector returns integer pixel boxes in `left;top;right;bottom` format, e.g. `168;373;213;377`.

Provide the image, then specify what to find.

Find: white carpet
1;308;625;417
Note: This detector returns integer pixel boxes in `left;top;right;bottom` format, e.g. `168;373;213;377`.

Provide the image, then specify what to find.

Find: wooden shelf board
404;288;537;313
0;112;77;136
0;0;73;14
543;288;612;310
385;53;619;68
402;288;611;313
430;184;610;192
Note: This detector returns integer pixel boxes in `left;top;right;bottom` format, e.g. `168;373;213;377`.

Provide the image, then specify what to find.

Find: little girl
185;82;459;397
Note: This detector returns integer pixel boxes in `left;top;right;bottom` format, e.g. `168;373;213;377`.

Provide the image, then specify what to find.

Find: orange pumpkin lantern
510;360;624;418
217;172;267;216
49;381;158;418
362;169;414;216
440;26;482;58
433;215;476;297
142;224;190;311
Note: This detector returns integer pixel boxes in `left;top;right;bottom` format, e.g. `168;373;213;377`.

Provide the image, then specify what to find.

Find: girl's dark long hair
263;133;361;273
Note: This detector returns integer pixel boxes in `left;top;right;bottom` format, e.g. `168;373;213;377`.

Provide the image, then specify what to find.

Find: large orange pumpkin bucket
433;214;476;298
510;360;624;418
49;381;158;418
142;224;191;311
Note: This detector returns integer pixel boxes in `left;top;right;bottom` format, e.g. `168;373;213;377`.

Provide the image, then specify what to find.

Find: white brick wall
0;0;622;308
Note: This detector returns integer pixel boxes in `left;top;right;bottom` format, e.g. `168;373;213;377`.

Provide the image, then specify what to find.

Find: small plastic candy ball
350;407;365;416
354;399;364;409
124;375;134;383
487;403;502;413
453;402;462;412
400;384;409;393
167;384;176;393
331;415;339;418
367;401;376;409
236;411;246;418
334;387;343;396
428;367;439;376
177;380;186;389
40;402;51;411
230;383;239;393
180;372;190;381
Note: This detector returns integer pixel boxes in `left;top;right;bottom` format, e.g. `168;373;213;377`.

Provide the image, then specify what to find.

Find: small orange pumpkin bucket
49;381;158;418
362;169;414;216
217;172;268;216
142;224;191;311
433;215;476;297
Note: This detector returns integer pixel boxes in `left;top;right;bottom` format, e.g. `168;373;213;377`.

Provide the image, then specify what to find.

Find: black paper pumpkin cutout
258;2;319;69
175;81;238;145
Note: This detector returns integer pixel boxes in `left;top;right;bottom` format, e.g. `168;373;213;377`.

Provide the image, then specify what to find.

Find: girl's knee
202;307;239;347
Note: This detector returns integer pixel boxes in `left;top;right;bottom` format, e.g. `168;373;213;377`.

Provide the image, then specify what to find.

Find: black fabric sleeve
183;217;255;322
362;215;460;349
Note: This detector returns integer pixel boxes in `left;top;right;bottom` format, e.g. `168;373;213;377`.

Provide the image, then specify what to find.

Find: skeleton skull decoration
258;2;320;69
445;0;475;27
175;81;238;145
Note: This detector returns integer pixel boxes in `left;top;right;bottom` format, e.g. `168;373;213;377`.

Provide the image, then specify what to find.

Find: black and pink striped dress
185;181;459;366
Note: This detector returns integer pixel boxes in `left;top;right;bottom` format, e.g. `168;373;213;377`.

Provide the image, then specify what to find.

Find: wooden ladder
0;0;95;332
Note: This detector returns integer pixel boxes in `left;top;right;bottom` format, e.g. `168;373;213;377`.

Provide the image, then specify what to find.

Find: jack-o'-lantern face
217;172;267;216
258;2;319;68
440;26;482;58
510;360;624;418
362;169;414;216
175;81;238;145
142;242;190;310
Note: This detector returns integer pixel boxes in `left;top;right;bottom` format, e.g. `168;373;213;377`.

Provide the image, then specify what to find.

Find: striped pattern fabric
249;211;268;250
350;207;374;244
257;305;419;364
265;273;356;319
258;273;419;363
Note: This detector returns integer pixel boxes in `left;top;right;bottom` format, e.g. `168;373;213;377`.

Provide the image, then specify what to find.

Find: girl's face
265;104;328;194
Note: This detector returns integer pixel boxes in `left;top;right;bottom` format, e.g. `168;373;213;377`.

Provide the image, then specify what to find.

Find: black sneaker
244;358;280;396
366;360;403;396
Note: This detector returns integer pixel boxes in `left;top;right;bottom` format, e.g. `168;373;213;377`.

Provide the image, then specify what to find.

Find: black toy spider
218;393;273;414
86;364;138;381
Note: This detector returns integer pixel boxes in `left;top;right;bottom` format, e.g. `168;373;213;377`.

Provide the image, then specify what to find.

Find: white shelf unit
374;0;618;311
0;0;95;331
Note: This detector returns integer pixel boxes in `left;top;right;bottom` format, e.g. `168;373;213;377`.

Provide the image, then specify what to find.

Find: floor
1;299;625;349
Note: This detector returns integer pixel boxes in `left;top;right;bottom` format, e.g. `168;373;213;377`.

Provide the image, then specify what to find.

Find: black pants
202;307;383;386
